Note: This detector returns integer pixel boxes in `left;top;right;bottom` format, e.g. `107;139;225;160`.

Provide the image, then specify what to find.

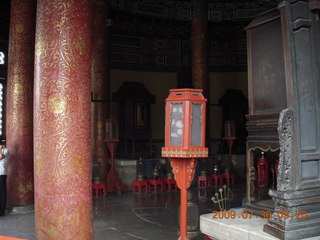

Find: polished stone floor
0;184;246;240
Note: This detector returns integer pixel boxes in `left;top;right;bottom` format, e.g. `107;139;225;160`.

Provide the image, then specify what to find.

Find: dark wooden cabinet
245;10;285;206
113;82;155;158
245;2;320;239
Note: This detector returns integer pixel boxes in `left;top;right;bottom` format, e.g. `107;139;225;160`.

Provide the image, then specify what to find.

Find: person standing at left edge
0;143;9;216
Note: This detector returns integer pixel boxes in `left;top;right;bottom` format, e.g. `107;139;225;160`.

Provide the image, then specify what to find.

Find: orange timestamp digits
212;210;273;219
212;210;241;219
211;210;308;220
277;210;308;219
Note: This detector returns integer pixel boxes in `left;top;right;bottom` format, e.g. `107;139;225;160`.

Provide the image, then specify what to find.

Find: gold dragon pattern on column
6;0;36;205
34;0;92;239
91;0;110;182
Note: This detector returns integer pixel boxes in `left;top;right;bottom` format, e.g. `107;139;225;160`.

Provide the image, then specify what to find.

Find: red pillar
91;0;110;182
191;0;209;96
34;0;92;239
191;0;210;142
6;0;36;205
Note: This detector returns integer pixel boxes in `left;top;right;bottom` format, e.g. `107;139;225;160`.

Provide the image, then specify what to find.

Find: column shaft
34;0;92;239
6;0;36;205
191;0;210;143
91;0;110;182
191;0;208;97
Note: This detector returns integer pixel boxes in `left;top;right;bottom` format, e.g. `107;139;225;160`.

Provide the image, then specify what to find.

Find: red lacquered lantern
224;121;235;138
162;89;208;158
161;88;208;240
223;121;236;156
105;119;119;142
257;151;269;188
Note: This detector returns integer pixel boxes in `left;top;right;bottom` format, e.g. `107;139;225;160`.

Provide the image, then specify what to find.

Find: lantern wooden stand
105;119;128;194
162;89;208;240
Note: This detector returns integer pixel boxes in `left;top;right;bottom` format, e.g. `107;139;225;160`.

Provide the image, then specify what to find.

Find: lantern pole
181;187;188;239
105;119;128;194
162;89;208;240
223;137;236;156
171;158;197;240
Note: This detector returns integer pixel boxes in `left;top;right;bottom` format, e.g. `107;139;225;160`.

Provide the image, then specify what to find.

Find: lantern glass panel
112;122;118;138
106;120;118;139
170;103;183;146
106;121;111;139
191;103;202;146
224;121;235;138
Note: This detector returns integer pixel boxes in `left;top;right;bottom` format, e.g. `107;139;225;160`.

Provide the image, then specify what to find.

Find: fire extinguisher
257;151;269;188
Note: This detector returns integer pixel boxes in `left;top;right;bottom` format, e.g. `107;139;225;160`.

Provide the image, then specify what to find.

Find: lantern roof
166;88;207;102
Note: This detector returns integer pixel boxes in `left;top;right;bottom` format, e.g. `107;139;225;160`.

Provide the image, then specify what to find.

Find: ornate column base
177;230;201;240
7;204;34;215
264;188;320;240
